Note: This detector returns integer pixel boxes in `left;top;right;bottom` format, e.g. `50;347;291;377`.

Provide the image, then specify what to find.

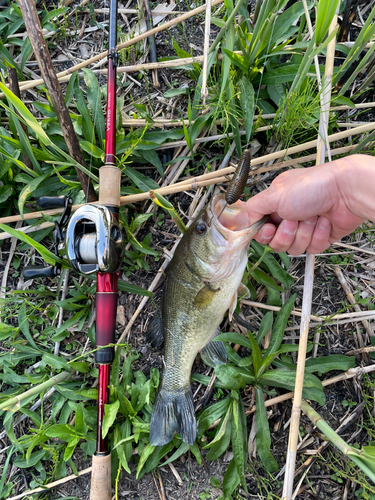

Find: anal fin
200;333;227;368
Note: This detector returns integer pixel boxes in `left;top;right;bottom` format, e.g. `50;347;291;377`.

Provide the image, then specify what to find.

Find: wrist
333;154;375;222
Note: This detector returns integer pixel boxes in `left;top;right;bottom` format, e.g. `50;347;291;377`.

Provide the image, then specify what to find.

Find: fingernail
316;217;331;230
280;220;298;235
304;216;318;226
261;225;275;238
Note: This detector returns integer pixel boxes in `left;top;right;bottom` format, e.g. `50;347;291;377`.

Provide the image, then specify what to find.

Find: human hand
245;155;375;256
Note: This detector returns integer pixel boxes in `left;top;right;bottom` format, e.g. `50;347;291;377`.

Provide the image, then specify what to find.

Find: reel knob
23;265;60;279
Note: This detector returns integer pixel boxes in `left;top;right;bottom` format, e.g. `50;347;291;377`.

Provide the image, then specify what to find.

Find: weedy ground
1;0;375;499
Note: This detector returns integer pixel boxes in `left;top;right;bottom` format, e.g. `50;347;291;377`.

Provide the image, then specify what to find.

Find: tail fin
149;388;196;446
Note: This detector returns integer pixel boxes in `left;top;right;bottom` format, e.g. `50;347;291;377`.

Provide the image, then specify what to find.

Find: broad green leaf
18;174;49;218
232;399;247;491
264;294;296;356
251;268;283;291
222;49;248;72
13;449;48;468
69;361;90;373
305;355;355;374
189;442;202;465
80;140;104;158
214;331;251;348
197;398;231;437
0;223;67;266
0;82;51;145
162;442;190;465
73;76;95;144
255;387;278;472
46;424;79;441
251;241;294;287
215;364;246;390
238;77;254;141
83;68;105;146
111;346;122;386
0;322;17;340
256;311;273;344
222;458;240;498
42;352;70;370
267;83;286;107
247;331;262;377
203;402;232;449
12;117;43;174
18;302;39;350
102;400;120;439
117;280;152;296
64;436;80;461
75;403;85;434
139;149;164;179
271;0;309;45
125;165;159;192
206;416;232;461
315;0;340;45
136;443;155;479
114;424;131;473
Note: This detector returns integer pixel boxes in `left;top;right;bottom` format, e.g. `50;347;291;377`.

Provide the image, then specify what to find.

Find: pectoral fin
194;283;220;308
237;283;250;299
228;283;250;321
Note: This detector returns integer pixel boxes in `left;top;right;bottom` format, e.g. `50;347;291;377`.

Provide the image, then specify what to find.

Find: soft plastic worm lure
217;149;251;221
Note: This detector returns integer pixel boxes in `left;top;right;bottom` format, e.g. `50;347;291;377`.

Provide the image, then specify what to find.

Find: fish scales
148;194;267;446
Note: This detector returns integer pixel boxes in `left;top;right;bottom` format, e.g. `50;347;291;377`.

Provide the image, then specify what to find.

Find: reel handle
23;265;59;279
37;196;68;209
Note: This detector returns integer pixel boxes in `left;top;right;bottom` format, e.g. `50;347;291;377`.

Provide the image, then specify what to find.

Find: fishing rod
23;0;122;498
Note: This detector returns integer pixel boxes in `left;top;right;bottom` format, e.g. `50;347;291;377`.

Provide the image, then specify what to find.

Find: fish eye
195;222;207;235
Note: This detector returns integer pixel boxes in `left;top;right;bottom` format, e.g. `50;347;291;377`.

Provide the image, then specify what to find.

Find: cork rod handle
99;166;121;207
90;454;112;500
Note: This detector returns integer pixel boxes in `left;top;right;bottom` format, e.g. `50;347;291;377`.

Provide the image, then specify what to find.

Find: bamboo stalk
0;371;71;412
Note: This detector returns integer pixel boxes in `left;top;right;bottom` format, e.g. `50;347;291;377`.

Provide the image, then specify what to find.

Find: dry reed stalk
282;12;338;497
346;345;375;355
332;241;375;256
201;0;212;103
282;254;315;500
1;119;374;226
334;267;373;338
7;467;92;500
204;365;375;430
3;0;224;98
94;7;183;14
0;221;54;241
241;299;375;323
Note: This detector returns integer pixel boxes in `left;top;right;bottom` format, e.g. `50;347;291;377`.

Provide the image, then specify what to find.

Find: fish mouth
210;194;266;236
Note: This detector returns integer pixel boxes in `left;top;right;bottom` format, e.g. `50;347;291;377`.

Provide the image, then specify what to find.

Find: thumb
246;187;281;224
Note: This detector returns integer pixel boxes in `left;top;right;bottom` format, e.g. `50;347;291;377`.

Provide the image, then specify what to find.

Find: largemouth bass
148;194;267;446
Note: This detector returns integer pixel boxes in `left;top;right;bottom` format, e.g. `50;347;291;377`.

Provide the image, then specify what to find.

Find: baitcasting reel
23;196;125;279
